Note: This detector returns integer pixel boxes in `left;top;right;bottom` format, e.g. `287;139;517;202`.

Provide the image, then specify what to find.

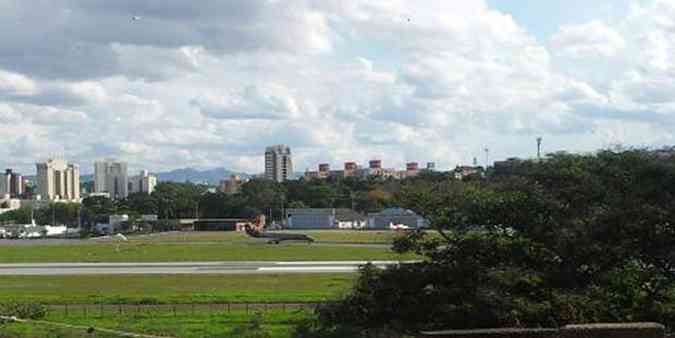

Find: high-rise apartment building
36;159;80;201
128;170;157;195
94;160;128;200
0;169;24;198
264;145;293;182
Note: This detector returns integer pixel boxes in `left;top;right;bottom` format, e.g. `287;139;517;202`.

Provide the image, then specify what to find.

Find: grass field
0;323;123;338
0;241;415;263
134;230;405;244
1;310;312;338
0;274;355;304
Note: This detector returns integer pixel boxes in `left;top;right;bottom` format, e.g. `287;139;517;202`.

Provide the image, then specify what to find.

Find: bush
222;312;272;338
138;297;160;305
0;301;48;320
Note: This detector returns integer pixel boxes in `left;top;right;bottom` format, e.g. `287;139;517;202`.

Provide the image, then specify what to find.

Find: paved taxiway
0;261;412;275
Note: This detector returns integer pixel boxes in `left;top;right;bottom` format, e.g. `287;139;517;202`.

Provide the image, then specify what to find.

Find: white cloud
551;21;625;58
1;0;675;174
192;84;303;120
0;69;37;96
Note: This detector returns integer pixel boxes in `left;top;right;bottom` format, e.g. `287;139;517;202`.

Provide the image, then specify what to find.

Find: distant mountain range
153;167;251;185
31;168;253;186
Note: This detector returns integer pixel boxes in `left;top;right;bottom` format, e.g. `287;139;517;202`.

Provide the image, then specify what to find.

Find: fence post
172;305;176;317
191;304;195;316
118;304;122;316
282;303;286;312
227;303;231;313
83;305;87;318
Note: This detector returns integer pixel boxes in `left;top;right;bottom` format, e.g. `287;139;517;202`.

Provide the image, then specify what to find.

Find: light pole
536;137;543;160
484;148;490;169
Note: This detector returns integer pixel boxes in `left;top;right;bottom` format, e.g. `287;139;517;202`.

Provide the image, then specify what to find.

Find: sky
1;0;675;175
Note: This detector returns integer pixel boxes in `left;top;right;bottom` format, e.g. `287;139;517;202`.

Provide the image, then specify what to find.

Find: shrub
0;301;48;320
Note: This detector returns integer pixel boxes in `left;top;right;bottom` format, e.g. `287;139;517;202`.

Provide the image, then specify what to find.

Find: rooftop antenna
536;137;543;160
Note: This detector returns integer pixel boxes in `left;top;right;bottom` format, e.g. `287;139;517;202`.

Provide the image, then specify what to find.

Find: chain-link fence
45;303;320;318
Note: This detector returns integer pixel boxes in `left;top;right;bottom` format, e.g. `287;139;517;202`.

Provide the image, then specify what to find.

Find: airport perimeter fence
46;302;321;318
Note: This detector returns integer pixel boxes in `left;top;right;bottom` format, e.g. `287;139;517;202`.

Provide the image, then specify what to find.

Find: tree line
296;148;675;337
0;170;451;230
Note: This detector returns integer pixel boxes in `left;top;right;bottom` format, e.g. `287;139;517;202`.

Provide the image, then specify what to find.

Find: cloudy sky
1;0;674;175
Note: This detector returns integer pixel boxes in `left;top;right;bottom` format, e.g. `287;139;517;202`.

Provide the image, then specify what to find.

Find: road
0;261;411;275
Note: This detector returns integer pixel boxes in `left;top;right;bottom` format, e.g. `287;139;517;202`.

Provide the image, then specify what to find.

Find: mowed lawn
129;230;406;244
2;311;311;338
0;242;415;263
0;274;355;304
0;324;124;338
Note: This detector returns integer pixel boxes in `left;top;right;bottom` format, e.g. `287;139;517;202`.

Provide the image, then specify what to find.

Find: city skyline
1;1;674;175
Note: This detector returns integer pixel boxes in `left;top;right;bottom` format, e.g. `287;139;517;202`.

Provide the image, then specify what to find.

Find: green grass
1;311;308;338
0;242;415;263
137;230;404;244
0;310;311;338
0;274;355;304
0;323;123;338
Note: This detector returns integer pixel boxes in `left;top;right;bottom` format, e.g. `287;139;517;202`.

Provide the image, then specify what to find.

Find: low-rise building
286;208;367;229
493;158;525;176
367;208;427;229
0;196;21;215
454;165;484;180
406;162;420;177
96;214;129;234
219;175;246;194
0;221;69;239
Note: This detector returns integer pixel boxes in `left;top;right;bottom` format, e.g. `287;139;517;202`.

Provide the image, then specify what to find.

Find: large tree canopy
298;149;675;337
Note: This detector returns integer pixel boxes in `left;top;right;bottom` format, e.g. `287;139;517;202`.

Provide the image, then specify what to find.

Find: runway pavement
0;261;414;275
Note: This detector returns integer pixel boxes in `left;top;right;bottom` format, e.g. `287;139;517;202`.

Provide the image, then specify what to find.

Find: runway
0;261;412;275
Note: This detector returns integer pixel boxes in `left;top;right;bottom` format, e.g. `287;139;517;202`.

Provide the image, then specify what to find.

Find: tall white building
36;159;80;201
94;160;128;200
128;170;157;195
265;145;293;183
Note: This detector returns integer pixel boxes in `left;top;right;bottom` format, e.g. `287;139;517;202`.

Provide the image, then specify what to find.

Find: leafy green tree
152;182;207;218
34;203;81;226
301;149;675;336
198;192;228;218
81;196;115;229
287;200;307;209
124;193;159;215
241;179;282;219
0;207;32;224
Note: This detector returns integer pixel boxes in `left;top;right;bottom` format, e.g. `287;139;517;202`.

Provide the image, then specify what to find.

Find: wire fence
45;303;321;318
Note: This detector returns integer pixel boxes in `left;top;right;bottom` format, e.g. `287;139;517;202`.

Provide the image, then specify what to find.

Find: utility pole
280;194;286;227
484;148;490;169
536;137;543;160
76;205;81;238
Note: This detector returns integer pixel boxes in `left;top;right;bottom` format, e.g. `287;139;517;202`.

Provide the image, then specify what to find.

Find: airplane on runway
243;215;314;244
